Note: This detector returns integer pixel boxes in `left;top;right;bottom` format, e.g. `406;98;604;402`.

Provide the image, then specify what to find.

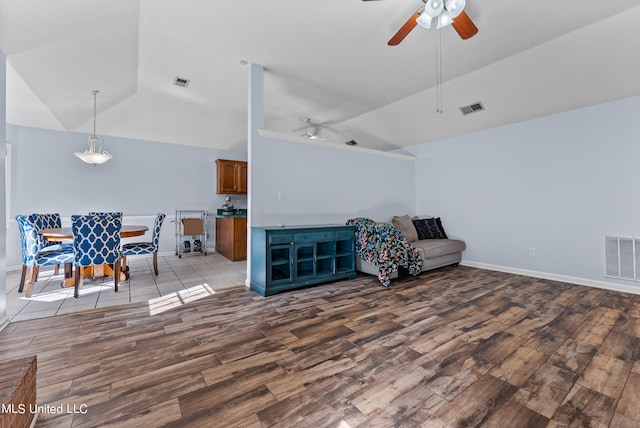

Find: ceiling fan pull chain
437;33;441;113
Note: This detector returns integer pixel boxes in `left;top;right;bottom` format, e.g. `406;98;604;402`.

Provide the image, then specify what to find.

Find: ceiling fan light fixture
443;0;465;18
424;0;444;18
416;13;433;29
436;11;454;29
301;117;323;140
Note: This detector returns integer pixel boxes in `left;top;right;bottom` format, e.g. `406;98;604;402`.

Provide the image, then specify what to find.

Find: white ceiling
1;0;639;153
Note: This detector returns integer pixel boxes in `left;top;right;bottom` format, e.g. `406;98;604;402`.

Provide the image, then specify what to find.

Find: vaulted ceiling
1;1;639;152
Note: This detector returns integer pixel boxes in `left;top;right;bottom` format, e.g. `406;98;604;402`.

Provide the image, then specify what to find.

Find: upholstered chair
71;214;122;298
122;213;165;275
89;212;123;220
30;213;62;247
15;215;74;297
30;213;73;275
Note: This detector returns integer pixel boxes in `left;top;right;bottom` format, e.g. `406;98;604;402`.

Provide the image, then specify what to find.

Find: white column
0;50;8;330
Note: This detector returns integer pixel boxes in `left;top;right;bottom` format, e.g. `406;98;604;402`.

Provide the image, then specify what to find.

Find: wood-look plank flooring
2;265;640;427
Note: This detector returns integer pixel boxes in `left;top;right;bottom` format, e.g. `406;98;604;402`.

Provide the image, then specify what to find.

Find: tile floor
5;252;247;322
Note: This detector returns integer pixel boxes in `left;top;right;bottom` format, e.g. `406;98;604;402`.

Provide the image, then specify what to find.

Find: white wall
5;124;247;267
250;136;416;228
407;95;640;291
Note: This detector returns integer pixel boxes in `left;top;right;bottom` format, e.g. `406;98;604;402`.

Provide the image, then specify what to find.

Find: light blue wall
247;63;416;232
5;124;247;267
250;137;416;228
407;95;640;290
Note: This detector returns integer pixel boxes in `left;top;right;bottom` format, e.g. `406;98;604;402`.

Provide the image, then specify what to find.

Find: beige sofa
355;215;466;280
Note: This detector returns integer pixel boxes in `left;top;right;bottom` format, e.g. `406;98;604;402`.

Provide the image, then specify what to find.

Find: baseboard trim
460;261;640;296
5;250;191;272
0;316;9;332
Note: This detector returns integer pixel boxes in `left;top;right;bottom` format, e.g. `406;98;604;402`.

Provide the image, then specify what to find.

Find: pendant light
74;90;112;165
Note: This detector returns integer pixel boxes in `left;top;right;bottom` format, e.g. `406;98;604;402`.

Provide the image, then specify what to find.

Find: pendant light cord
92;90;98;137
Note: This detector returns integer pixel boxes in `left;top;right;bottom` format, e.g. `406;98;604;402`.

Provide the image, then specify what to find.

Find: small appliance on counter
221;195;235;215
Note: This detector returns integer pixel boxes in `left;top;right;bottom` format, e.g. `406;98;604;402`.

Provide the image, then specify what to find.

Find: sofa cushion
412;217;448;239
392;215;418;242
413;239;466;259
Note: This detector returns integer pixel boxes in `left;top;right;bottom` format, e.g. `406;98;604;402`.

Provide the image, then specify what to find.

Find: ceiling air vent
459;101;484;115
174;77;190;88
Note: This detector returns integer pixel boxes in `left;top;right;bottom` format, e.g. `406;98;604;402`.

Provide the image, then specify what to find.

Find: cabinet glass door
269;245;293;284
295;244;315;279
335;238;355;273
316;241;335;276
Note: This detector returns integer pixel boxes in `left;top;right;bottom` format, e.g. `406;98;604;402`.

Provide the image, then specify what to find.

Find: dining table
39;225;149;288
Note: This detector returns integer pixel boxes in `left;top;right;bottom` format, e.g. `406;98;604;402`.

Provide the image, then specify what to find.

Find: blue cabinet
250;225;357;296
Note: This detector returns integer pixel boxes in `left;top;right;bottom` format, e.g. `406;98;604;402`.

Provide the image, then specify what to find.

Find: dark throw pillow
412;217;448;240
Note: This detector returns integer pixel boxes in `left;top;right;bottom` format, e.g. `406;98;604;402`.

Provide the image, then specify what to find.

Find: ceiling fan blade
451;10;478;39
388;11;421;46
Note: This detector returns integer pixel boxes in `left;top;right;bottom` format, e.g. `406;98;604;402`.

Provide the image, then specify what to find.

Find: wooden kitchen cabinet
215;159;247;194
215;217;247;261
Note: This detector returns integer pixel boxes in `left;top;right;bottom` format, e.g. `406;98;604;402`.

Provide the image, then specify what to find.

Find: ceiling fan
301;118;324;140
364;0;478;45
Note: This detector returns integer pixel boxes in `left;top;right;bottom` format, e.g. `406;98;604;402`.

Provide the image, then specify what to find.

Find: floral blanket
346;217;422;287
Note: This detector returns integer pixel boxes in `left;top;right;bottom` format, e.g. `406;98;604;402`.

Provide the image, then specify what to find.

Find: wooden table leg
60;263;127;288
60;266;94;288
103;264;127;281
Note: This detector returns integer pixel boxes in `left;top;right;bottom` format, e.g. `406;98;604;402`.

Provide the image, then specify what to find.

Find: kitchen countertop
212;209;247;219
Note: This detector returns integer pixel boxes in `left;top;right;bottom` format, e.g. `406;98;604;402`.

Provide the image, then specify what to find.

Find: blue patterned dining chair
89;212;123;220
122;213;165;275
71;214;122;298
16;215;74;298
30;213;63;247
30;213;72;276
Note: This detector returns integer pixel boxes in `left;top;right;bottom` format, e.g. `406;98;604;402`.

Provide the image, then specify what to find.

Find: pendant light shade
74;90;112;165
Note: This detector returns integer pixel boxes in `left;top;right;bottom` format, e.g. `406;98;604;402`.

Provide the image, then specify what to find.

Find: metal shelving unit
174;210;208;257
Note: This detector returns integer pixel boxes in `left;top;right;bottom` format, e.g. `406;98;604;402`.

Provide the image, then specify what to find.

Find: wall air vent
174;77;190;88
605;236;640;280
459;102;484;115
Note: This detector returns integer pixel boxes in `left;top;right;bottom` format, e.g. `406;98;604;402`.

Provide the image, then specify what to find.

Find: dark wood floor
2;265;640;427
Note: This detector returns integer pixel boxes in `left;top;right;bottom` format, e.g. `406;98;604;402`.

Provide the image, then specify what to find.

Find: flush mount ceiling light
301;118;323;140
74;90;112;166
